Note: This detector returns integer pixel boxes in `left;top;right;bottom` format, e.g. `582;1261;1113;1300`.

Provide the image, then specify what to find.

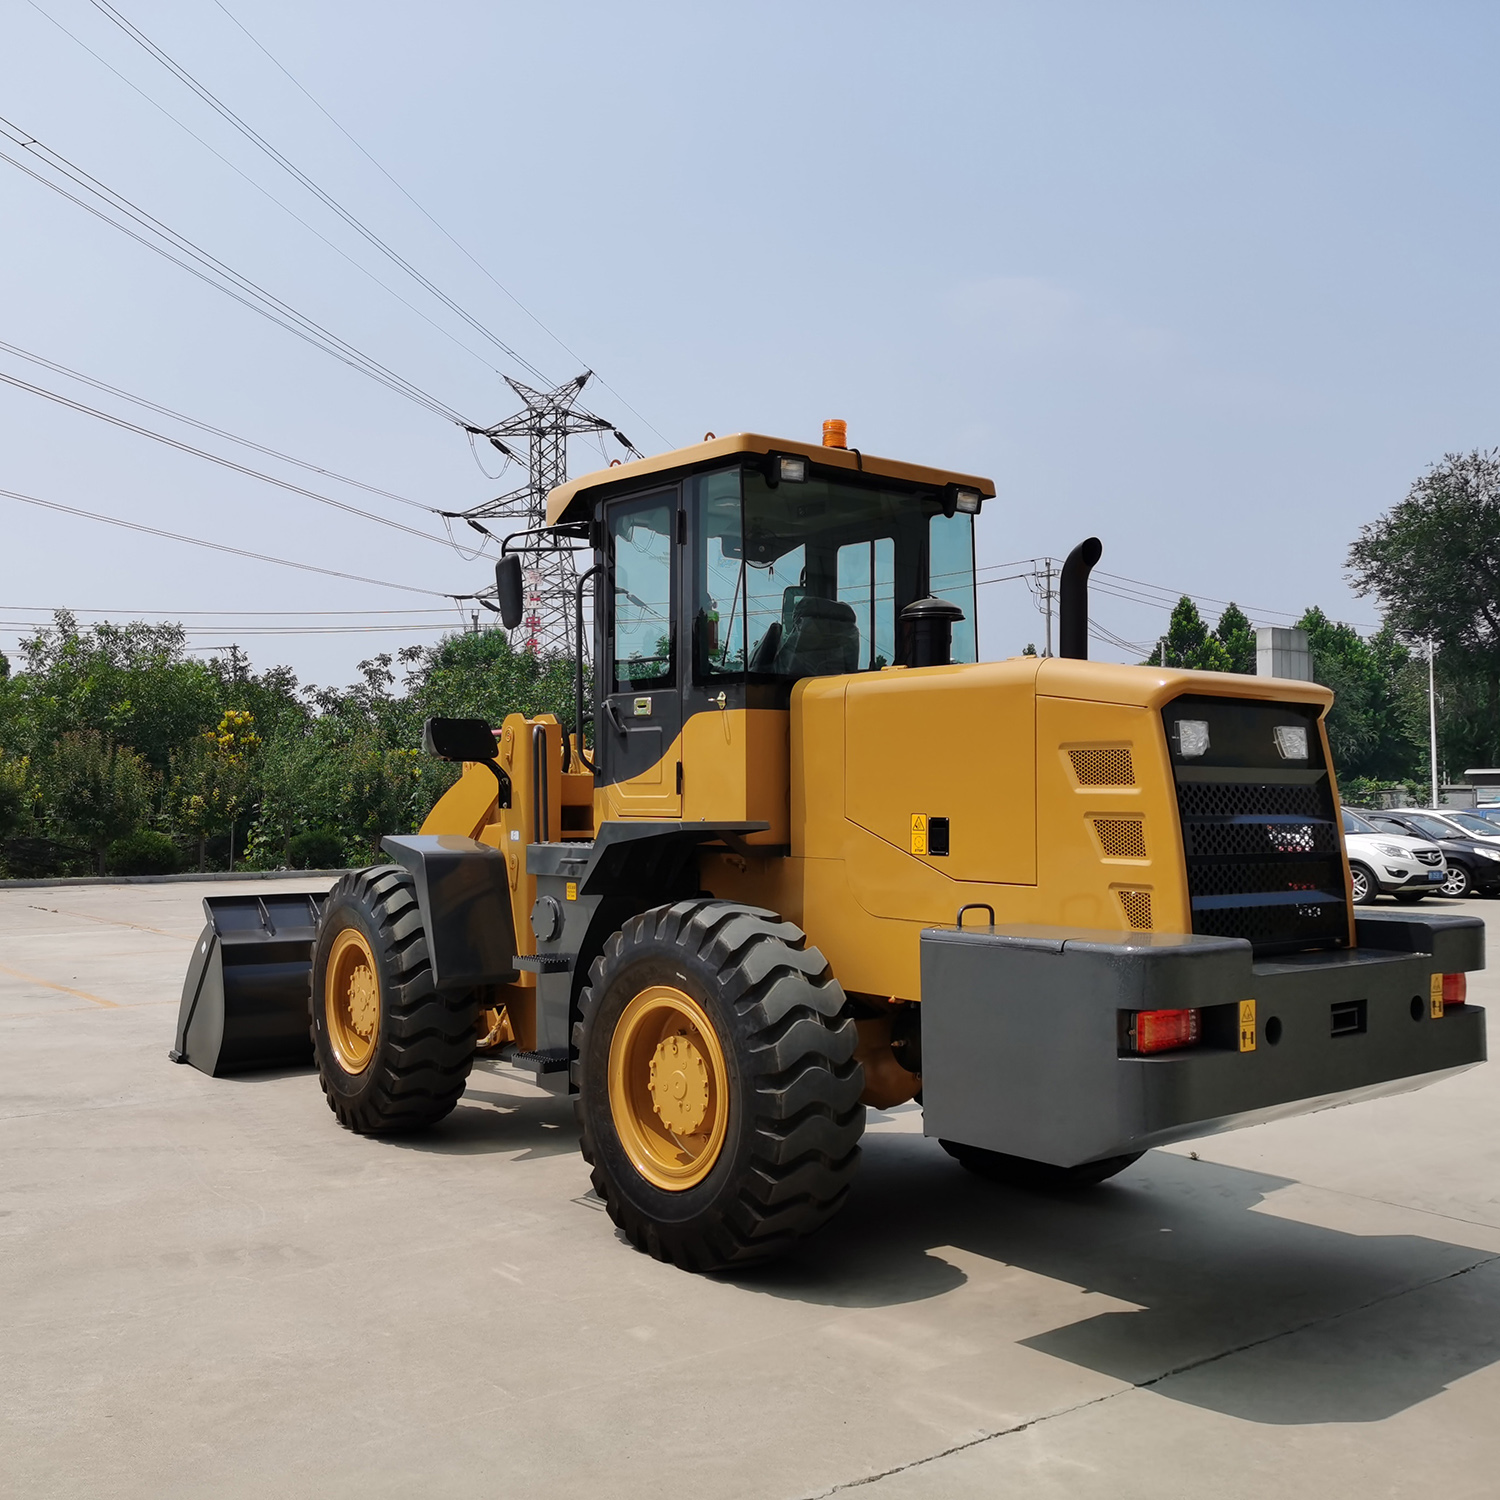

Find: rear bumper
918;911;1486;1168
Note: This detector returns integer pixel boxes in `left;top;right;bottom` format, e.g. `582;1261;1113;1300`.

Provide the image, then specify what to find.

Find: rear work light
1129;1008;1201;1054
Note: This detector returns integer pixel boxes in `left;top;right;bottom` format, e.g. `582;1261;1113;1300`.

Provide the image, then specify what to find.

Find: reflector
1132;1007;1201;1054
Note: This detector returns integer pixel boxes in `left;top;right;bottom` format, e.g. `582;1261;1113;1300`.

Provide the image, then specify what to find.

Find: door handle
602;698;627;736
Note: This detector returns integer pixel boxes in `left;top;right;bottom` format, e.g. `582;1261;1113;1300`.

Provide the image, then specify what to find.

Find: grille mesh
1182;819;1338;858
1177;781;1323;819
1118;889;1153;929
1069;747;1136;787
1176;777;1345;952
1094;818;1147;859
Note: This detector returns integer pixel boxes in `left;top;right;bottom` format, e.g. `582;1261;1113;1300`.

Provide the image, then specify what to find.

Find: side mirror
423;717;499;764
495;554;523;630
423;717;511;807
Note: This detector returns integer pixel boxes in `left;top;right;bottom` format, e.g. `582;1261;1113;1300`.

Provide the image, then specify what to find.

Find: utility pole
455;373;638;655
1429;637;1440;807
1042;560;1056;658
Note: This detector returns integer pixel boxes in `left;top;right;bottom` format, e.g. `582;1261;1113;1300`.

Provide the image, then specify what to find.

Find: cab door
601;491;683;817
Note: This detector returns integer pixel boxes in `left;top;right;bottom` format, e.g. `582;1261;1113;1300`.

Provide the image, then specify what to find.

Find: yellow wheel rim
325;927;380;1074
608;985;730;1191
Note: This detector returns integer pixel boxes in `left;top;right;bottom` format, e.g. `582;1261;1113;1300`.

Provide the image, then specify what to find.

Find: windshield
1405;813;1458;840
694;465;977;682
1342;808;1377;836
1446;812;1497;835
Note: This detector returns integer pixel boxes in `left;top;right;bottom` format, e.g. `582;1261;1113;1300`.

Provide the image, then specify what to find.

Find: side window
695;470;747;676
610;497;674;692
836;537;895;669
929;513;977;664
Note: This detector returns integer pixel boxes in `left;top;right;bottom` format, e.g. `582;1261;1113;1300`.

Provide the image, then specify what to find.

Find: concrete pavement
2;880;1498;1498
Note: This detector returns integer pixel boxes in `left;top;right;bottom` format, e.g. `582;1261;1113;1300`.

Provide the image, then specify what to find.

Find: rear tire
311;865;480;1133
573;899;864;1272
1349;863;1379;905
940;1139;1143;1189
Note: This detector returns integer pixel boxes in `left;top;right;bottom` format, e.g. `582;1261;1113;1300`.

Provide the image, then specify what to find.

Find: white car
1340;808;1447;905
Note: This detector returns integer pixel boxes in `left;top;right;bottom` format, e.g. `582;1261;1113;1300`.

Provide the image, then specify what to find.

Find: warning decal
1239;998;1257;1053
1430;973;1444;1019
910;814;927;855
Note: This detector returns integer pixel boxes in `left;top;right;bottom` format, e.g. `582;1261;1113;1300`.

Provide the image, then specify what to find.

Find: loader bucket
170;890;330;1076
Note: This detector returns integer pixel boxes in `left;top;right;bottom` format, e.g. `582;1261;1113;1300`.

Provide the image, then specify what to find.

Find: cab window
610;495;674;691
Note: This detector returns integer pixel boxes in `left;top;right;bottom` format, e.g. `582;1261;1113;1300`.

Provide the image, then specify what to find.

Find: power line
21;0;525;389
0;486;469;599
89;0;553;388
0;339;434;513
0;366;460;546
0;115;471;425
1;605;455;616
208;0;673;450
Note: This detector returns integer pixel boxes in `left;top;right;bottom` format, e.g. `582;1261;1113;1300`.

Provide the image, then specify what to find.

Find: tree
1349;449;1500;764
0;750;31;839
40;731;153;874
169;709;261;871
1215;603;1256;675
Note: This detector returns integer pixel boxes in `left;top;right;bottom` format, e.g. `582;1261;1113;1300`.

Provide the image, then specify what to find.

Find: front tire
1441;864;1471;898
573;900;864;1271
311;865;480;1133
1349;863;1379;905
940;1140;1142;1188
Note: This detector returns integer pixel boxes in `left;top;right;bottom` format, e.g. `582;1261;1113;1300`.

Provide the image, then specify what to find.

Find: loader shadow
381;1074;580;1161
730;1125;1500;1426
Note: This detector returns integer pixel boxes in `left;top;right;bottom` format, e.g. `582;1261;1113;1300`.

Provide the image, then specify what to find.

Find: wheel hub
607;984;729;1191
347;961;378;1039
648;1033;710;1135
325;926;380;1074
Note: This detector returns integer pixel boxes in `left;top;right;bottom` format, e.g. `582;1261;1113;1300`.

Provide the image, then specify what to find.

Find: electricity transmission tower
454;373;639;655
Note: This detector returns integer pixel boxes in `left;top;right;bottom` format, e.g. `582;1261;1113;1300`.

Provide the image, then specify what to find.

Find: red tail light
1444;973;1467;1007
1131;1008;1201;1054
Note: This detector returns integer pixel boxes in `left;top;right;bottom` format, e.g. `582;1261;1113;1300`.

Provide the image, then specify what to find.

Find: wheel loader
173;424;1487;1271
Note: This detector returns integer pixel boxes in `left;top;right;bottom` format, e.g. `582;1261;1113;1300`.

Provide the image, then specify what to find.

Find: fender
380;834;520;991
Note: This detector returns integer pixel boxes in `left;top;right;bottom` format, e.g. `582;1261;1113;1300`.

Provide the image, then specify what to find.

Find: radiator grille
1166;697;1346;955
1069;747;1136;787
1118;889;1153;929
1094;817;1147;859
1415;848;1442;866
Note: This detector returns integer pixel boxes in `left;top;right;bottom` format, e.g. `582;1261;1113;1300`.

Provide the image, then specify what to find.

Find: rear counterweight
919;911;1485;1169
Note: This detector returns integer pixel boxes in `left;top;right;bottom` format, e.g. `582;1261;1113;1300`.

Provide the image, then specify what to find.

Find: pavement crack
800;1250;1500;1498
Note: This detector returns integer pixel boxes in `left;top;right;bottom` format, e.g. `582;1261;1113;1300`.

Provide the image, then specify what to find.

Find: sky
2;0;1498;691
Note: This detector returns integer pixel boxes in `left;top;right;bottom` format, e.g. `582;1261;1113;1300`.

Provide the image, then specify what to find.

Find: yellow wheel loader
173;427;1487;1271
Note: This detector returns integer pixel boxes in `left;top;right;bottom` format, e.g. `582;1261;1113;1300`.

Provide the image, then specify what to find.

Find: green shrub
288;828;346;870
107;829;182;875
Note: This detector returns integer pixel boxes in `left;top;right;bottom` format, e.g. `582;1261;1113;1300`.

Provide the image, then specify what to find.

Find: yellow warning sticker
911;813;927;855
1430;973;1444;1019
1239;998;1257;1053
565;880;577;902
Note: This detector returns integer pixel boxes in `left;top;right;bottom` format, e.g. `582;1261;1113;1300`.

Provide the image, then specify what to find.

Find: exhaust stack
1059;537;1102;661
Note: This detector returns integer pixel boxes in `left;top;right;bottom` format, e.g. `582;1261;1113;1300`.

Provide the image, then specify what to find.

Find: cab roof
545;432;997;527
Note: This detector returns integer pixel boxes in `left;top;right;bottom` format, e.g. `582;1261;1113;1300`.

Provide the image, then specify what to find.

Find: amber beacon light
822;418;848;449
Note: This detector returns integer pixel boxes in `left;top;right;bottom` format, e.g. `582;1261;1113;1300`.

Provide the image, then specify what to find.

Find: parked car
1433;808;1500;843
1339;808;1447;904
1362;808;1500;898
1463;806;1500;827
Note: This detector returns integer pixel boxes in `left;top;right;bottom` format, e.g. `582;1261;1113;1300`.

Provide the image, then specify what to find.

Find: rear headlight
1129;1008;1201;1054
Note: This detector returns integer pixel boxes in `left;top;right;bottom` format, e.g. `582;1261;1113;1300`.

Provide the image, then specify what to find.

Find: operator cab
545;431;994;822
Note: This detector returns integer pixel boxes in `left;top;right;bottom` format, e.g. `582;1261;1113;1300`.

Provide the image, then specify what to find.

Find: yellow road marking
0;961;117;1007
